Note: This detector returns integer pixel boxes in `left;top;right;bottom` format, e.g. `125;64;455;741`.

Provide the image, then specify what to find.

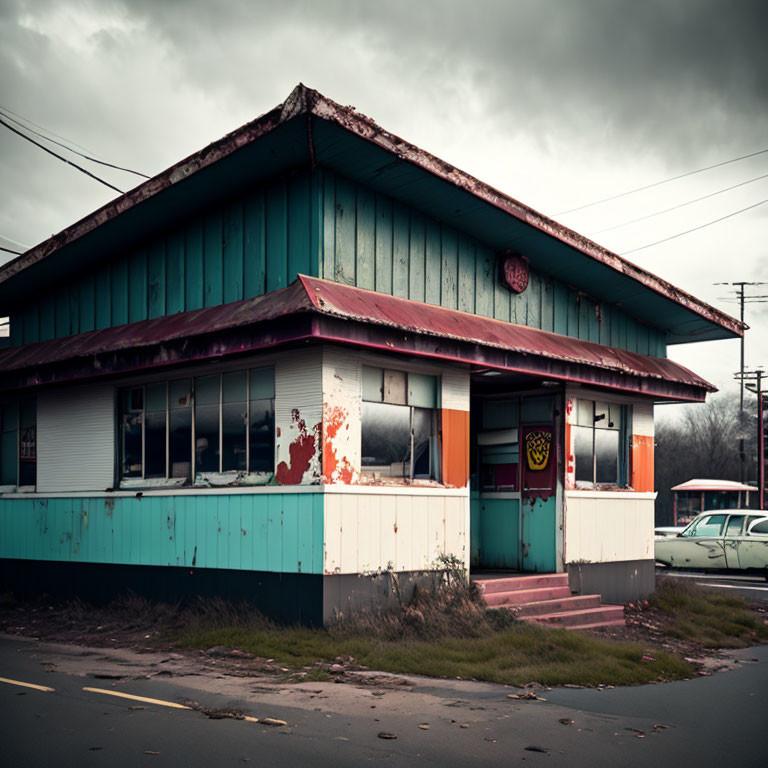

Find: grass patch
173;619;691;687
650;576;768;648
166;571;692;688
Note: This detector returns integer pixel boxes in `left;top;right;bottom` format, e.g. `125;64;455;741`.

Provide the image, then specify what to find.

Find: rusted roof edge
0;83;742;339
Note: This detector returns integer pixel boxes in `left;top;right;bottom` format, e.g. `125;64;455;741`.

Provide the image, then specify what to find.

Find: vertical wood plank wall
10;168;666;359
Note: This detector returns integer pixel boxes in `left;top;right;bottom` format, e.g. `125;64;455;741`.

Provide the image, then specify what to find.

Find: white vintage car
655;510;768;577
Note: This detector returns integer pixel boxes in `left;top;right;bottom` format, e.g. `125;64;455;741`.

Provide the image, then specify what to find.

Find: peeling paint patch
322;403;356;484
276;408;321;484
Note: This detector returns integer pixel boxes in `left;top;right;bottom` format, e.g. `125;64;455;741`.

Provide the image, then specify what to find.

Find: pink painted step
474;573;569;595
483;586;572;608
527;605;625;628
471;572;626;631
515;594;601;617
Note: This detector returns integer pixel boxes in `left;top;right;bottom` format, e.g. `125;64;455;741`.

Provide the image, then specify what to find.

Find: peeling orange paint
323;403;355;483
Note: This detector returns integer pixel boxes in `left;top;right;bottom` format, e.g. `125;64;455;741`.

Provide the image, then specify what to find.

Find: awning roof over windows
0;275;713;402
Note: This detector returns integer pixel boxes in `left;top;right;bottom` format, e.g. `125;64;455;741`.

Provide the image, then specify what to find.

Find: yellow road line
0;676;55;693
82;687;191;710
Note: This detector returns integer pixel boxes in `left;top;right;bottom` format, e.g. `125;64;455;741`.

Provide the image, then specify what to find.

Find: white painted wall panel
324;490;468;574
564;491;655;564
441;369;470;411
37;384;115;492
274;347;323;484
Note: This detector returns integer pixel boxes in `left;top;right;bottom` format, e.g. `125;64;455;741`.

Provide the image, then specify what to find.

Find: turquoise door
520;425;557;572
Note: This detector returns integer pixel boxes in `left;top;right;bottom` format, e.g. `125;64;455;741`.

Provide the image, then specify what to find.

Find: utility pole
716;281;768;482
736;368;766;510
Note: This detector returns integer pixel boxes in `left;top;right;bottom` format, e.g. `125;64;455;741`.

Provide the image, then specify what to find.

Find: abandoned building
0;85;743;625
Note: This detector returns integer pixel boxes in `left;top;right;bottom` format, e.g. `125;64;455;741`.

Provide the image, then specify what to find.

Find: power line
555;147;768;216
0;245;23;256
0;116;124;195
0;103;101;158
0;108;150;179
621;198;768;255
588;172;768;236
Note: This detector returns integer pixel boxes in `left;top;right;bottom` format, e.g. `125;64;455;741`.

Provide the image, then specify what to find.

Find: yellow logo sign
526;430;552;471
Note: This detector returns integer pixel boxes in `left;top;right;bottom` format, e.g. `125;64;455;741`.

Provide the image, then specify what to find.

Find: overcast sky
1;0;766;406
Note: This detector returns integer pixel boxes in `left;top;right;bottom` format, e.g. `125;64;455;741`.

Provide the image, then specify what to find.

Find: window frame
573;398;630;489
360;366;440;482
118;366;274;487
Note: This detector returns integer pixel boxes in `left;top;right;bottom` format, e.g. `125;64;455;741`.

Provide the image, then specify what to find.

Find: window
725;515;745;537
573;399;628;487
361;366;439;480
0;398;36;489
685;514;726;538
479;400;519;491
118;367;274;486
748;518;768;536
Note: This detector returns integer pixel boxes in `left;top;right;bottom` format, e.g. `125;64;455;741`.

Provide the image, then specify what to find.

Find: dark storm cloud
119;0;768;161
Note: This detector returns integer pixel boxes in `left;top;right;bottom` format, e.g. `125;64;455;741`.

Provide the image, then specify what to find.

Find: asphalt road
657;569;768;603
1;635;767;767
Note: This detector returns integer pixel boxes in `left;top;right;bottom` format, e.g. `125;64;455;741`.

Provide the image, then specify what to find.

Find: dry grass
650;576;768;648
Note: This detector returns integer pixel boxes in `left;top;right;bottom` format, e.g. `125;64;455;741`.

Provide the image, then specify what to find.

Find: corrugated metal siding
323;491;467;574
10;173;318;346
274;347;323;484
564;492;654;563
318;169;667;358
441;369;470;412
632;401;654;437
0;492;324;573
37;385;115;492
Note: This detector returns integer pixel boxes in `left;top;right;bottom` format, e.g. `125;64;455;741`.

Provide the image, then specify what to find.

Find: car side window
690;514;727;537
725;516;744;536
747;519;768;536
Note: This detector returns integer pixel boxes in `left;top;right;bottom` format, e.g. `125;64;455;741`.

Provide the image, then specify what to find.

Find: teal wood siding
316;169;667;358
7;167;665;358
470;496;521;570
9;173;320;346
0;492;324;575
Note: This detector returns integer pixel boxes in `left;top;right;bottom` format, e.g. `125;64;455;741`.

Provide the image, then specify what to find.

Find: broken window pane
412;407;432;477
195;402;219;473
595;428;619;484
361;401;410;475
573;425;593;484
121;389;143;478
145;383;166;478
169;407;192;479
222;402;247;471
19;398;36;487
249;398;274;473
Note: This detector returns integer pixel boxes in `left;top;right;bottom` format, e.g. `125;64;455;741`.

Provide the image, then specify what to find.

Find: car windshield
682;514;727;537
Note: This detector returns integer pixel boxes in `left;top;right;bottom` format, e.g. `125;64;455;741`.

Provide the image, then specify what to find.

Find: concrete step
473;573;569;595
560;620;627;632
526;605;625;628
483;586;572;608
514;594;602;617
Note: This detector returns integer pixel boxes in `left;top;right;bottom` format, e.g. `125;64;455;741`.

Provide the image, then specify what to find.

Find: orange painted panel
442;409;470;488
632;434;654;492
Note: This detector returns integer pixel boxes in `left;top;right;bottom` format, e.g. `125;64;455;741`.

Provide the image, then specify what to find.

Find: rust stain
322;404;354;484
276;408;319;484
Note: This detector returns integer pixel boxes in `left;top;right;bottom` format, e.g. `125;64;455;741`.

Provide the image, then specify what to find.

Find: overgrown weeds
650;576;768;648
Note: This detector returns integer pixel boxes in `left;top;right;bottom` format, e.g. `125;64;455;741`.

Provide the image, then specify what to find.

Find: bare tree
654;392;756;524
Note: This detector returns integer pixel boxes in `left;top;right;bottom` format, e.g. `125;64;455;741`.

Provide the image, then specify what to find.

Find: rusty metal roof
0;275;713;400
0;85;743;345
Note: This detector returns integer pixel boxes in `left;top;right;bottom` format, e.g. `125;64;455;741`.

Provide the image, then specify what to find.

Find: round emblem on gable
500;252;529;293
